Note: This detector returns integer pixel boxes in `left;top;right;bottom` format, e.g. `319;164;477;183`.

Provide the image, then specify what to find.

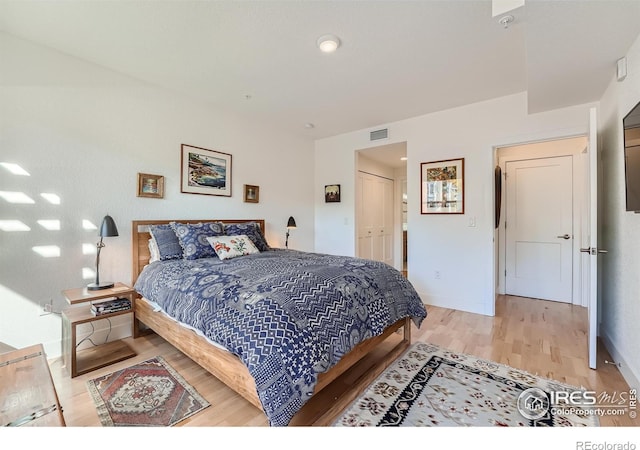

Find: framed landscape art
243;184;260;203
137;173;164;199
181;144;232;197
420;158;464;214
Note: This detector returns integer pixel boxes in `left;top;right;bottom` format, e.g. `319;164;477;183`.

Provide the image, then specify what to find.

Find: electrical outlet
434;270;441;279
39;299;53;316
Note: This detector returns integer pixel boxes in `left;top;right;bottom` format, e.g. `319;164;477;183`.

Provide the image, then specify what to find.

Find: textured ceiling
1;1;639;140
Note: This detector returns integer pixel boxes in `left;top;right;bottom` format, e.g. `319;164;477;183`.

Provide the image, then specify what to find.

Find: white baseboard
600;330;640;390
419;292;489;317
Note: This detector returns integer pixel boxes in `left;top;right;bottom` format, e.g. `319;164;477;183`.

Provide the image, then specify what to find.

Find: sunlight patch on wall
40;193;61;205
82;243;97;255
82;220;97;230
82;267;95;279
0;191;35;204
37;219;61;231
0;220;31;232
32;245;60;258
0;162;30;176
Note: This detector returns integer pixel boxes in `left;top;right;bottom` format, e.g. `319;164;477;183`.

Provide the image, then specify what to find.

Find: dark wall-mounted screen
623;101;640;212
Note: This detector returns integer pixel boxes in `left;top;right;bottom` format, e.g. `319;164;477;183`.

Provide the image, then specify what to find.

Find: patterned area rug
87;356;209;426
334;342;599;427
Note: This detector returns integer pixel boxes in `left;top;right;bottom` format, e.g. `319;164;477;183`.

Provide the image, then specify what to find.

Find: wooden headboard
131;219;266;286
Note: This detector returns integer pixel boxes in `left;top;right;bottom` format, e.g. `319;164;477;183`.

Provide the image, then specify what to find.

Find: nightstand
61;282;136;378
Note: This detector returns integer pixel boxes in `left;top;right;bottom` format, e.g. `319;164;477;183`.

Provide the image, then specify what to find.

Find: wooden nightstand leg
132;296;140;338
61;312;71;376
70;321;77;377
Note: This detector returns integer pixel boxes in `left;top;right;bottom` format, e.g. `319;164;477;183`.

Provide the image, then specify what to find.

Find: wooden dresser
0;344;66;426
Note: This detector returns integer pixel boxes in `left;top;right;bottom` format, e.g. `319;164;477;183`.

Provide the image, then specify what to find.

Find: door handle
557;234;571;240
580;247;608;255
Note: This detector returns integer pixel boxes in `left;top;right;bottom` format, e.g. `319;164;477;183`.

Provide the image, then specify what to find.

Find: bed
131;219;427;426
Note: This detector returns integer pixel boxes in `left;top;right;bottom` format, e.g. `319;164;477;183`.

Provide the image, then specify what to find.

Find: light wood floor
47;295;638;427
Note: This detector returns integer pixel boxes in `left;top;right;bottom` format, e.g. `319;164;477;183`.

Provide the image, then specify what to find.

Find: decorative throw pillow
170;221;225;260
206;235;259;260
149;224;183;261
148;238;160;263
224;222;270;252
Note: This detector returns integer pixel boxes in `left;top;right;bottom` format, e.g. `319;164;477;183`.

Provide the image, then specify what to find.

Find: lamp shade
287;216;297;228
99;215;119;237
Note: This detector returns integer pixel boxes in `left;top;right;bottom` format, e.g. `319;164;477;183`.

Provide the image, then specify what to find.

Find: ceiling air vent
369;128;388;141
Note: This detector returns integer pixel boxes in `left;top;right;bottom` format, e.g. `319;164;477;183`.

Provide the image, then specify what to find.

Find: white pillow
206;234;259;260
148;238;160;263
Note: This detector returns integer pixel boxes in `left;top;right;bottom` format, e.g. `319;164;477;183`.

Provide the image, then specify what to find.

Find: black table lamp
87;214;119;291
285;216;296;249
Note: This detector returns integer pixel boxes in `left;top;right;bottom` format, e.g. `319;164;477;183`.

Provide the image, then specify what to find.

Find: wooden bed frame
131;219;412;425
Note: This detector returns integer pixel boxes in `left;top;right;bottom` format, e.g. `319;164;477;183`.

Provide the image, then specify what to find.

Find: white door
357;173;374;260
357;172;394;265
505;156;573;302
582;107;601;369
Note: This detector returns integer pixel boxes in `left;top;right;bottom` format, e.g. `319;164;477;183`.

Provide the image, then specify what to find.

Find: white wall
315;92;596;316
0;33;315;358
598;33;640;390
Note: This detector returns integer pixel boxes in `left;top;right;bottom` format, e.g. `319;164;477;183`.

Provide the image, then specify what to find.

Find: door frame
495;136;589;307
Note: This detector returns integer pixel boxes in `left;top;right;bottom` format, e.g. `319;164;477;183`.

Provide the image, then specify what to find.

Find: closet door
357;172;375;260
357;172;394;265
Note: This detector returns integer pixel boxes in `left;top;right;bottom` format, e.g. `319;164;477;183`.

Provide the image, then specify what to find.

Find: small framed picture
325;184;341;203
420;158;464;214
137;173;164;199
244;184;260;203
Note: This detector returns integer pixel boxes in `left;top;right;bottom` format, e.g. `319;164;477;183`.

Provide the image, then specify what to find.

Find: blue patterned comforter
134;249;427;426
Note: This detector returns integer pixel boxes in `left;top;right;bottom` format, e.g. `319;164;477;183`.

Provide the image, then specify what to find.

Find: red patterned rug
87;356;209;426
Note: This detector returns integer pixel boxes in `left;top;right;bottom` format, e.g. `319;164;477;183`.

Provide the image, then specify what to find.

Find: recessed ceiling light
305;123;315;129
317;34;340;53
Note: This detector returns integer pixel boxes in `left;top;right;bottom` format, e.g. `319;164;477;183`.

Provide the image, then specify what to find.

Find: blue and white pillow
170;221;225;260
149;224;183;261
224;222;270;252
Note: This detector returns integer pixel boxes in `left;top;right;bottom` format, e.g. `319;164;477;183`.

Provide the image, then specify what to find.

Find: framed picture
181;144;232;197
137;173;164;199
420;158;464;214
244;184;260;203
325;184;341;203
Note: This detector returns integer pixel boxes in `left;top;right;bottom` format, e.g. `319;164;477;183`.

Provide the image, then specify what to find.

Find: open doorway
355;142;407;274
495;136;589;306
